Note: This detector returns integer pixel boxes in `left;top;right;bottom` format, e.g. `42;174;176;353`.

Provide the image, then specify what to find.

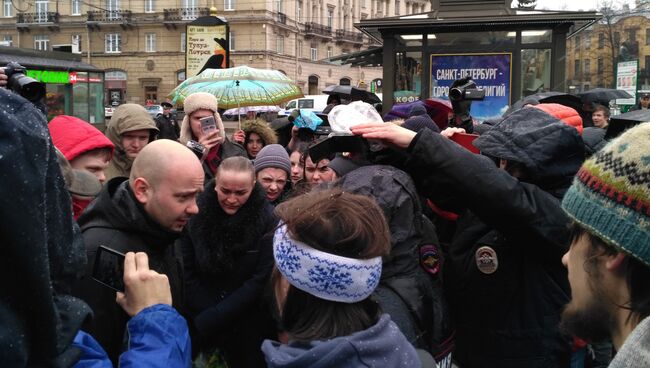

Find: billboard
430;53;512;121
186;23;228;78
615;60;637;106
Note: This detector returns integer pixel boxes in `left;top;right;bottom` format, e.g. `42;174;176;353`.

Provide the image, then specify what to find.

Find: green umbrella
169;66;304;109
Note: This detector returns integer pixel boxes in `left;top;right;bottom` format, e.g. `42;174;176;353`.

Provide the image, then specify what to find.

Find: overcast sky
523;0;636;11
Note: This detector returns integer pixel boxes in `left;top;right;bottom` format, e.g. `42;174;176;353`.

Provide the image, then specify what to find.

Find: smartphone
200;116;218;135
92;245;126;292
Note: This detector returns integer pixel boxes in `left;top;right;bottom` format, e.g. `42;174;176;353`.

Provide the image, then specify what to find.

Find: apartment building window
144;0;154;12
614;32;620;46
71;0;81;15
297;40;302;57
4;0;11;17
181;32;186;52
395;0;399;15
584;59;590;76
34;35;49;50
35;0;48;22
598;58;604;74
627;29;636;42
105;33;121;53
327;9;333;28
296;1;301;21
598;33;604;49
310;46;317;61
574;59;580;77
327;46;332;59
276;36;284;54
2;35;12;46
584;33;590;49
229;31;235;50
275;0;282;13
574;35;580;50
647;29;650;45
72;34;82;53
224;0;234;11
145;33;156;52
107;0;120;19
183;0;196;19
646;56;650;72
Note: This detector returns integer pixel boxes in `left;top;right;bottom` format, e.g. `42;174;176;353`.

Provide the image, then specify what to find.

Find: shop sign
430;53;512;121
186;24;228;78
26;69;71;84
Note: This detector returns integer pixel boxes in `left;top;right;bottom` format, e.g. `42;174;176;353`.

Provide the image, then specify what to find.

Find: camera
449;80;485;101
186;140;206;160
4;62;46;102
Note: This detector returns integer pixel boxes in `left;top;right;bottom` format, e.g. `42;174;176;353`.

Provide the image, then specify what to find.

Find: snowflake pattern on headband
273;224;383;303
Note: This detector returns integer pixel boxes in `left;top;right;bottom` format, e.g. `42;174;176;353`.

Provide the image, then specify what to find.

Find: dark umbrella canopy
323;85;381;104
578;88;633;103
606;109;650;139
505;92;582;117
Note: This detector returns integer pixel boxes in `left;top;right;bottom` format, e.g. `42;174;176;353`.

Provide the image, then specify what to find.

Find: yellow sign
186;25;228;78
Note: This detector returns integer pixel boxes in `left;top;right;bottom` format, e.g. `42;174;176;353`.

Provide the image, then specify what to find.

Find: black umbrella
578;88;633;103
505;91;583;117
323;85;382;104
606;109;650;139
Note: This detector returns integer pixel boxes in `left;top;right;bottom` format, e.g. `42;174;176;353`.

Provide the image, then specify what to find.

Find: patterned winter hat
561;123;650;266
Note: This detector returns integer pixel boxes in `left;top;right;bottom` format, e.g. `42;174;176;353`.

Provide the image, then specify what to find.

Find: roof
328;47;383;67
357;7;601;43
0;46;102;72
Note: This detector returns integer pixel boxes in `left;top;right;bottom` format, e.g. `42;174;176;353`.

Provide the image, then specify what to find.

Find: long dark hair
273;188;391;342
570;223;650;324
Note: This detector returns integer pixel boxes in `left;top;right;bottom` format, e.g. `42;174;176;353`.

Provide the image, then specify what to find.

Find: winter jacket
0;88;92;366
74;177;184;364
155;112;180;141
608;315;650;368
337;165;452;360
181;181;278;366
403;108;584;367
104;104;158;180
582;126;608;157
261;314;420;368
73;304;192;368
49;115;115;219
243;118;278;147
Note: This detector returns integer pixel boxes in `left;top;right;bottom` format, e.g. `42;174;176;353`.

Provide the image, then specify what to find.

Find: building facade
0;0;430;106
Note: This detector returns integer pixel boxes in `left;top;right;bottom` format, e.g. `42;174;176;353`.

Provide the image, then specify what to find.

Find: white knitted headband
273;223;383;303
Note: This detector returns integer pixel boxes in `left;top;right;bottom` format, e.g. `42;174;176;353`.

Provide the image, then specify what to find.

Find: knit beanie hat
408;104;427;117
402;114;441;133
254;144;291;178
561;122;650;266
183;92;219;115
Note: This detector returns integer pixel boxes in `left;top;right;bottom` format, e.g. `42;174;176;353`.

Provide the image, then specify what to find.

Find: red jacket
532;103;584;135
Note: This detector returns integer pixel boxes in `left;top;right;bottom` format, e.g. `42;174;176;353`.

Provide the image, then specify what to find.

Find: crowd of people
1;67;649;368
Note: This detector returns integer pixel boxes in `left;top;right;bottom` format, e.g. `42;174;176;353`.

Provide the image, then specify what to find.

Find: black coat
155;113;180;140
403;110;584;368
181;181;278;366
74;177;184;364
0;89;91;366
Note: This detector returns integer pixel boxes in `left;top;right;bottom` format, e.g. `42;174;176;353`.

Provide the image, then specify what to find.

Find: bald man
73;139;204;363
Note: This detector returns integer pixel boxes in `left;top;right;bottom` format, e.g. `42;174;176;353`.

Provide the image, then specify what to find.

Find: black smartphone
92;245;126;292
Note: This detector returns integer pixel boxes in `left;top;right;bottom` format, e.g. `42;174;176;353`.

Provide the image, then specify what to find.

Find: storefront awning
328;47;383;67
0;46;101;72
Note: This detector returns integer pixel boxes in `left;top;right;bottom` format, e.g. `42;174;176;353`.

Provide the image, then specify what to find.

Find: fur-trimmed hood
243;118;278;146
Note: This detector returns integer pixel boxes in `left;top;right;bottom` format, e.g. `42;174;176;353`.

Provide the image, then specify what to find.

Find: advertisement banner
186;24;228;78
430;53;512;121
615;60;637;105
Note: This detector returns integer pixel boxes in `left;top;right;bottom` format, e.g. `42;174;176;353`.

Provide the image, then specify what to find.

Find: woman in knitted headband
262;188;421;367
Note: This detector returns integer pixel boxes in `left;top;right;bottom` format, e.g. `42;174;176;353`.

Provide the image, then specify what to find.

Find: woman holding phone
181;156;278;367
179;92;246;179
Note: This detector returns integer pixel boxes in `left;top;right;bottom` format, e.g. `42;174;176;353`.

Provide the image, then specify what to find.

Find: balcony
276;12;286;24
163;7;210;27
86;10;133;30
303;22;332;39
16;12;59;31
335;30;363;44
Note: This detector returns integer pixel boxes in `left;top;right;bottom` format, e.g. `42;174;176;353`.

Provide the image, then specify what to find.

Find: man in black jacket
352;107;584;368
155;102;180;140
74;139;204;363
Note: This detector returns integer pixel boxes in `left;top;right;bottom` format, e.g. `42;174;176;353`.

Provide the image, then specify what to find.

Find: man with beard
560;122;650;367
74;139;204;363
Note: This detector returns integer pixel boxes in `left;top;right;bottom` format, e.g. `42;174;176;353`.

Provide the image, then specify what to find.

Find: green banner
26;69;71;84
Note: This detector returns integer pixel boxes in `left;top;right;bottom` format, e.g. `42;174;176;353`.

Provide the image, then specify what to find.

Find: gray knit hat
254;144;291;178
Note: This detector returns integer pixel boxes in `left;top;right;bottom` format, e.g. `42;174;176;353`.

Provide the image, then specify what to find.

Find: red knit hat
49;115;115;161
532;103;583;135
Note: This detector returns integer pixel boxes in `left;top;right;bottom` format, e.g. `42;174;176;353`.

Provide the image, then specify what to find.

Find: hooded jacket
404;107;585;368
74;177;183;364
0;88;91;366
243;118;278;148
180;180;278;366
261;314;420;368
104;104;158;180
